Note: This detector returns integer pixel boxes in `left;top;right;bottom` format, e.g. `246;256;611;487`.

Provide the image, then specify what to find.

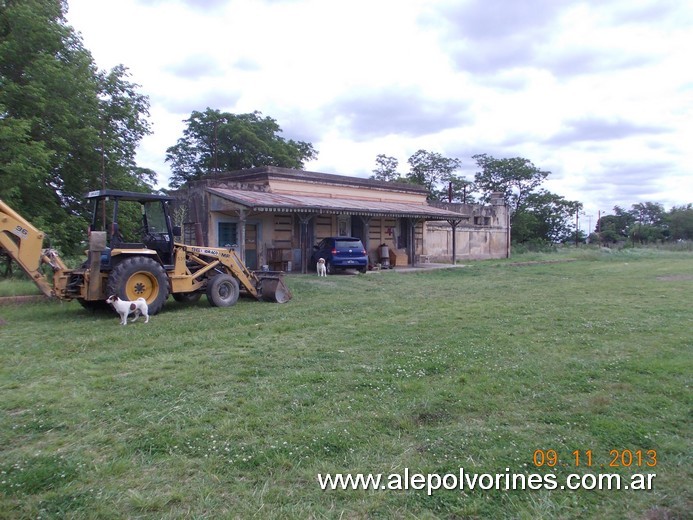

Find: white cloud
66;0;693;226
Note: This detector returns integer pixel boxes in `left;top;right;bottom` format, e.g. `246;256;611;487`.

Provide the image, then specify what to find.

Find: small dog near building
316;258;327;277
106;295;150;325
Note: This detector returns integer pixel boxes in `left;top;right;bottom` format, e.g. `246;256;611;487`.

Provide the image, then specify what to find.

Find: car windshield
336;240;362;249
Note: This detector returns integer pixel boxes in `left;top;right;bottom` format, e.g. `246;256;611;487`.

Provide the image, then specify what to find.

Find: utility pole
100;123;106;228
213;119;219;173
575;210;579;247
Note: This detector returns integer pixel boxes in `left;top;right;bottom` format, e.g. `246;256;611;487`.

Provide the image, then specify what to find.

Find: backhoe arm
0;199;67;298
175;243;292;303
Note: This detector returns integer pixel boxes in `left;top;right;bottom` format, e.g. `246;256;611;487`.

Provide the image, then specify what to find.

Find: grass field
0;249;691;519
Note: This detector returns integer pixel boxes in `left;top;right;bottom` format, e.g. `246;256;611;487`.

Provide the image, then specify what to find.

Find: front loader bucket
257;273;292;303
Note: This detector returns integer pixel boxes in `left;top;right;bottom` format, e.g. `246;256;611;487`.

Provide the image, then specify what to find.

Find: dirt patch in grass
644;507;679;520
655;274;693;282
0;295;49;306
502;259;577;267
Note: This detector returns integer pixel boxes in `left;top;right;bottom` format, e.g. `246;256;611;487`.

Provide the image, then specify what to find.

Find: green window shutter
218;222;237;247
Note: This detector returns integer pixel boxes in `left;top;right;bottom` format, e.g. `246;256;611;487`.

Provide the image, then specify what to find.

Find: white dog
316;258;327;277
106;295;149;325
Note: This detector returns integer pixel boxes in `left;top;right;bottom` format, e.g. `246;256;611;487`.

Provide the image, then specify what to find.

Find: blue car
311;236;368;274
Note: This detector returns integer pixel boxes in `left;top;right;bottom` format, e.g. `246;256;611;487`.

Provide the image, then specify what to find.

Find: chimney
490;192;505;206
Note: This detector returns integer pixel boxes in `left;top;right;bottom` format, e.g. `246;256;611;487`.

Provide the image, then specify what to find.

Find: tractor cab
86;190;180;268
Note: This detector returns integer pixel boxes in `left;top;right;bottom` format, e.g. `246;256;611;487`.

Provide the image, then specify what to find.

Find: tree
434;172;474;203
371;150;470;201
597;203;693;244
472;154;572;244
1;0;97;248
597;203;676;245
667;204;693;240
0;0;153;253
508;190;582;244
629;202;667;244
472;153;549;214
406;149;461;200
371;154;402;182
516;191;582;243
597;206;635;242
165;109;318;188
96;65;154;191
631;202;665;227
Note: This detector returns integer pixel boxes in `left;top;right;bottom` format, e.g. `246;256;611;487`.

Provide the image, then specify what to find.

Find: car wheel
326;260;335;275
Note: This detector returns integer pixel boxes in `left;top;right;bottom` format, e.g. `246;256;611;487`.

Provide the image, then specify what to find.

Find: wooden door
245;224;257;269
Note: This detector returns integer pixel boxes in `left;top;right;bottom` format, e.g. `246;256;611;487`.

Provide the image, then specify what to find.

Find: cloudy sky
65;0;692;227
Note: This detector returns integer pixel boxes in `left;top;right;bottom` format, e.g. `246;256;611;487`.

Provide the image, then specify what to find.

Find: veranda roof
208;188;465;220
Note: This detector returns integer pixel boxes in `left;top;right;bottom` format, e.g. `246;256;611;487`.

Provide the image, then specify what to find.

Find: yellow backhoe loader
0;190;291;313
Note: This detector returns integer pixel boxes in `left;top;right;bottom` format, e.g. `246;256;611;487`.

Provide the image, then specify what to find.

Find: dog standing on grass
316;258;327;277
106;295;149;325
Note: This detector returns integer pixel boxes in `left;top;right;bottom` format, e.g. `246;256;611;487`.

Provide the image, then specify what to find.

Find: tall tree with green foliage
472;153;582;244
0;0;153;253
406;149;462;200
667;204;693;240
97;65;154;191
371;154;403;182
512;190;582;243
629;202;666;244
371;150;469;201
596;203;686;244
597;206;636;243
435;171;474;203
1;0;96;247
165;108;318;189
472;153;549;214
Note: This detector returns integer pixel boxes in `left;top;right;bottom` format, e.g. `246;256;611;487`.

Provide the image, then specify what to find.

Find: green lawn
0;249;691;519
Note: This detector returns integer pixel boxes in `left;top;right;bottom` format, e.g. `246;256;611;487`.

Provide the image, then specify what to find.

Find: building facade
173;167;509;273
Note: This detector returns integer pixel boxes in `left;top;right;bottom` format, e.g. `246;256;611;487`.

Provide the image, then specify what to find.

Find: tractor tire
172;292;202;304
106;256;169;315
206;274;240;307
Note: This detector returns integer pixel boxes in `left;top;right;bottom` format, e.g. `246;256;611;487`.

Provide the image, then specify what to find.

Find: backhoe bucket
257;273;292;303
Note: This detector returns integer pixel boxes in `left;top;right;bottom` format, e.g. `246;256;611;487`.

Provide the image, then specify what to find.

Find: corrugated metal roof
200;166;429;194
208;188;466;220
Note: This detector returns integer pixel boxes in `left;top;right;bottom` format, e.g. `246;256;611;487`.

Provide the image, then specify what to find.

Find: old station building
174;167;509;273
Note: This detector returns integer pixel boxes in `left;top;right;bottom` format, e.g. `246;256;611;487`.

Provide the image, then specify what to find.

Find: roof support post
357;215;372;261
237;209;247;264
408;218;423;267
297;213;316;274
447;219;462;265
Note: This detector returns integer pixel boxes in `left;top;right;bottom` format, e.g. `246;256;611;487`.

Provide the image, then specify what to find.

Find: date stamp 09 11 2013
532;449;657;469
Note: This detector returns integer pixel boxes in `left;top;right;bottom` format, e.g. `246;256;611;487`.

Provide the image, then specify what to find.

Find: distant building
174;166;509;273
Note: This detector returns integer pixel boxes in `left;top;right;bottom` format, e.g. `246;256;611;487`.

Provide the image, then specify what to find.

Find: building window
218;222;237;247
474;216;491;226
338;215;350;236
